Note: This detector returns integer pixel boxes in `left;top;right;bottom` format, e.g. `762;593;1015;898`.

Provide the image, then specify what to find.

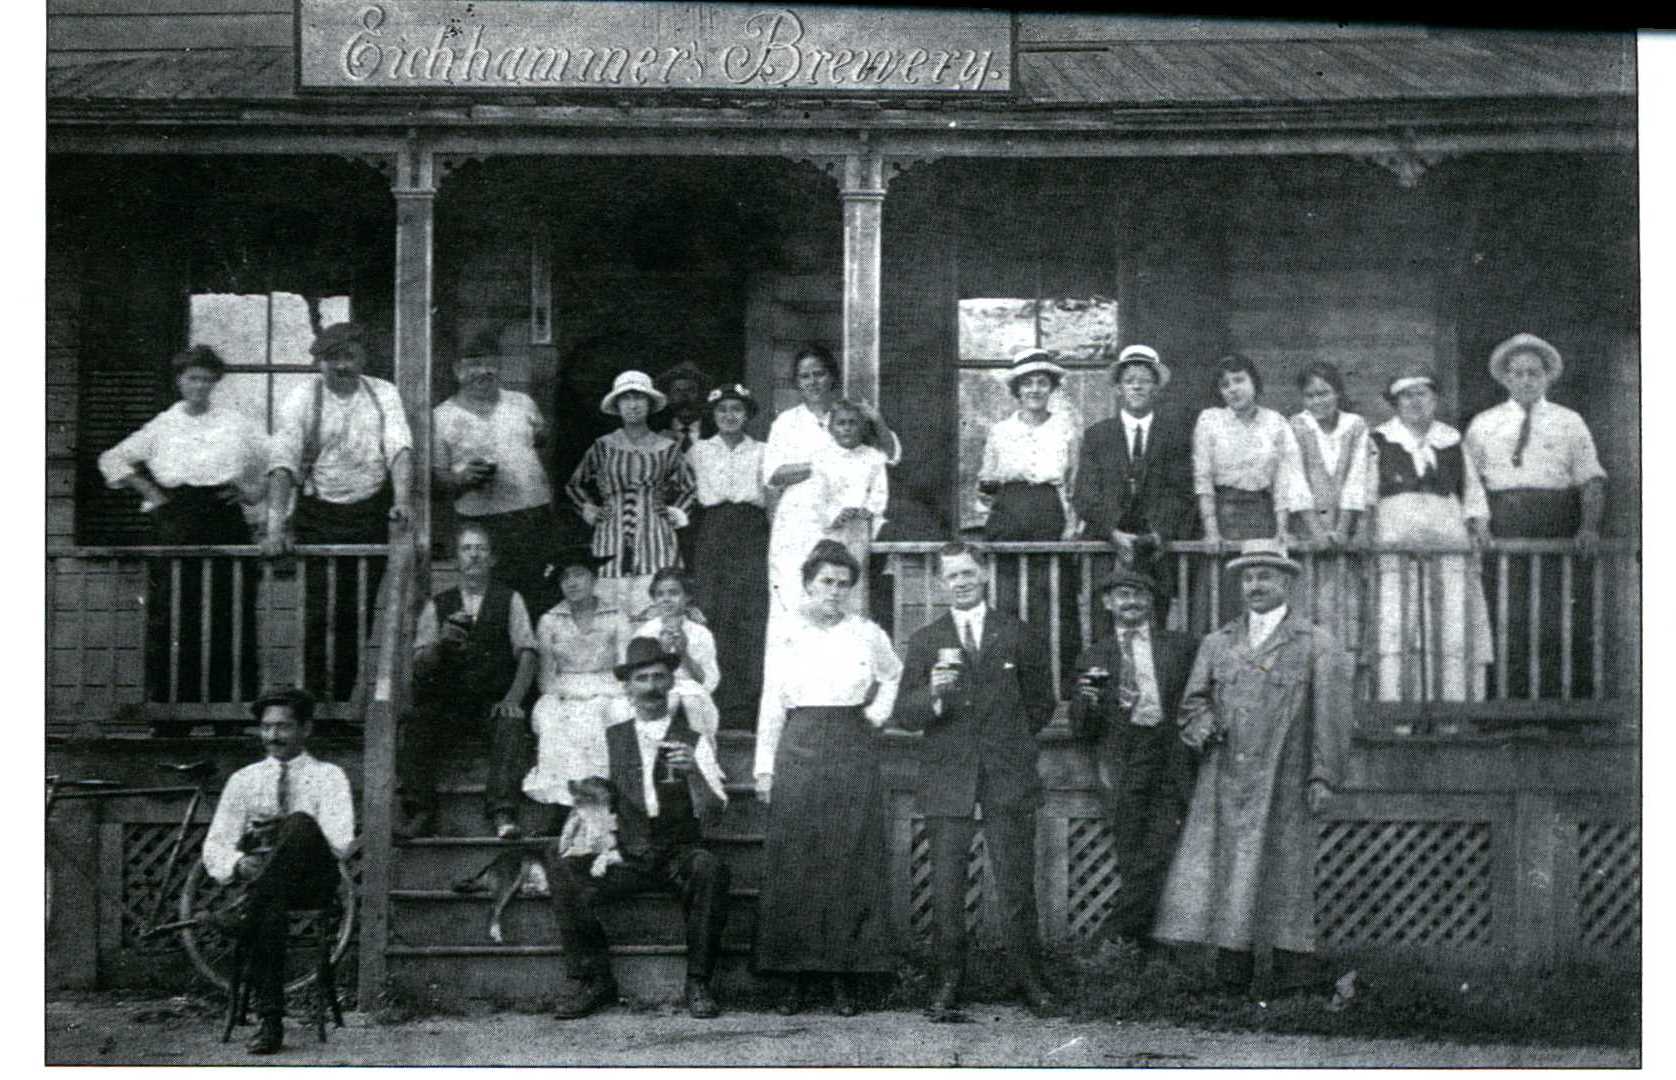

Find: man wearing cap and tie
263;322;415;704
1067;569;1198;950
200;687;356;1054
654;361;713;571
894;541;1057;1017
1153;539;1351;997
1073;344;1196;609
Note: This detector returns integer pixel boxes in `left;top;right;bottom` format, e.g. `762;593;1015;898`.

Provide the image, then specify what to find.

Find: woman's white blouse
688;434;767;507
98;401;269;499
753;613;904;777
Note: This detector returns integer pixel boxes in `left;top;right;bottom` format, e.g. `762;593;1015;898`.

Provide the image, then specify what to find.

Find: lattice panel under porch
907;818;989;939
1577;821;1640;951
1066;818;1122;939
1314;819;1492;949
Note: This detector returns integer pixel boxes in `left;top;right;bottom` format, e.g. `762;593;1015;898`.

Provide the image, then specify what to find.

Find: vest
1371;430;1464;501
1292;413;1364;513
419;583;519;709
606;704;703;859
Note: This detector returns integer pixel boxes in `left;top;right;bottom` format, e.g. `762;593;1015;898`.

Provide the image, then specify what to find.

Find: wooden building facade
47;4;1639;1001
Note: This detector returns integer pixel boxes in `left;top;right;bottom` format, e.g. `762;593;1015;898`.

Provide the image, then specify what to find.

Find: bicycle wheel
177;861;357;994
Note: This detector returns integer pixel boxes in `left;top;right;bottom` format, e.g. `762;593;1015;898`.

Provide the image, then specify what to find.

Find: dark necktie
276;760;290;817
962;616;980;661
1511;406;1533;468
1119;630;1140;697
1131;421;1145;464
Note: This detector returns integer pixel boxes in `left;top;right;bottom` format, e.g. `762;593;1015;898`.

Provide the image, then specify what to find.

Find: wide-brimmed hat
600;370;668;416
1383;365;1441;405
1225;538;1302;576
614;636;682;680
1097;568;1159;597
1004;348;1067;393
706;383;760;417
1110;344;1171;390
248;686;316;723
656;361;711;392
309;322;371;359
1488;332;1563;386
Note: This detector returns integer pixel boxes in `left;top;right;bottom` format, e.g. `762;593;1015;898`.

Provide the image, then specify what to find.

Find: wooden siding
46;243;81;547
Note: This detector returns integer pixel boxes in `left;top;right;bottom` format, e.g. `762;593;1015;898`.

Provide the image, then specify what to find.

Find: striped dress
565;429;697;579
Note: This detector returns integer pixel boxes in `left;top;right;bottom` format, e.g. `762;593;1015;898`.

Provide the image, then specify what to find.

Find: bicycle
46;761;356;994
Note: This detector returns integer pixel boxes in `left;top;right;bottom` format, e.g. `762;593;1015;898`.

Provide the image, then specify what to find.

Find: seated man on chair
547;637;731;1021
201;687;356;1055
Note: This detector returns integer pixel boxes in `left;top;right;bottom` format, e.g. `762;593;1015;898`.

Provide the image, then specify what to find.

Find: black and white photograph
41;3;1644;1067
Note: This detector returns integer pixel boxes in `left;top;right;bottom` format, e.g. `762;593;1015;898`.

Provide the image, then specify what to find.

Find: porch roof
47;32;1632;108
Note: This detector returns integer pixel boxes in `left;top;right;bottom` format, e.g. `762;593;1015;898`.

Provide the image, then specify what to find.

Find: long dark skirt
754;705;895;974
147;487;259;708
1485;487;1593;699
986;482;1077;690
1196;486;1276;631
693;502;770;729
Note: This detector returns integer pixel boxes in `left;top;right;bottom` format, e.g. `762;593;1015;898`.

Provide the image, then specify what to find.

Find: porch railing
872;539;1640;735
46;544;391;729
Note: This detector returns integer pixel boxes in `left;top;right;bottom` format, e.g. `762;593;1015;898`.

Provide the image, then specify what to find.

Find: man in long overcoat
1152;538;1351;995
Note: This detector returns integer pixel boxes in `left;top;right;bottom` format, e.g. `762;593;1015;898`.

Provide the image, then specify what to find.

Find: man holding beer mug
1067;569;1199;951
894;542;1056;1018
199;687;355;1054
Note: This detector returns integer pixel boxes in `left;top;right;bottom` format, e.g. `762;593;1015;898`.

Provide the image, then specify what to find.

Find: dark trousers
238;813;341;1019
293;492;389;702
926;805;1042;981
147;489;259;705
548;847;730;982
397;699;529;821
1096;722;1191;942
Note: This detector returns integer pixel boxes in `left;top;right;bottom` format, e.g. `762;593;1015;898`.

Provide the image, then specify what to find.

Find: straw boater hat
1097;568;1159;597
1004;347;1067;393
1225;538;1302;576
1110;343;1171;390
248;686;316;723
1383;365;1440;405
706;383;760;417
614;636;682;681
1488;332;1563;386
599;370;668;416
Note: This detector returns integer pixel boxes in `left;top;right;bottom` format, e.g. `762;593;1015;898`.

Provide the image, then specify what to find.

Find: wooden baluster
168;558;182;704
1428;553;1445;704
1047;556;1062;703
1592;556;1606;700
1018;553;1030;623
1495;553;1510;700
261;561;276;689
1077;552;1093;651
922;552;935;634
889;553;904;644
231;560;245;705
357;557;370;666
1302;549;1317;627
1527;553;1542;701
1560;555;1575;701
199;558;213;704
325;559;339;696
1208;554;1220;629
1175;554;1190;634
1399;554;1413;704
985;552;997;609
294;556;308;693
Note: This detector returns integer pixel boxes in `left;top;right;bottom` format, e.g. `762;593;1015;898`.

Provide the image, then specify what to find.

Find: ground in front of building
44;993;1637;1068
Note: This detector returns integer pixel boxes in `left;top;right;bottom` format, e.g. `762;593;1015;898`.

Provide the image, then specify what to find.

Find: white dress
762;404;841;621
523;600;628;805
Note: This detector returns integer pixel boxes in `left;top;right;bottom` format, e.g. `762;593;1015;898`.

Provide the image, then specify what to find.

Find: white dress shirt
688;435;767;507
98;401;269;500
1119;411;1155;458
755;614;904;777
1119;624;1163;727
270;375;413;504
432;391;552;516
951;603;987;654
1246;605;1290;652
201;752;355;884
1464;398;1607;493
1192;405;1313;513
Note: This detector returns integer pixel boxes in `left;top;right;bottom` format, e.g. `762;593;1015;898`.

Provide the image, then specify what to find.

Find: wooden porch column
358;142;434;1008
837;152;886;406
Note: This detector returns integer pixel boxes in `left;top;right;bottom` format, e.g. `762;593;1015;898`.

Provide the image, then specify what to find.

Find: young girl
632;567;721;739
812;399;889;599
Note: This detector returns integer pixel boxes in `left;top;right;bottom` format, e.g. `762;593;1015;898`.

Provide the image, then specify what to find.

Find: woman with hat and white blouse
565;370;698;614
1464;333;1607;699
1367;367;1492;704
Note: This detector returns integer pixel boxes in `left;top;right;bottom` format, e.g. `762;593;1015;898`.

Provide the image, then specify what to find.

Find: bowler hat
248;686;316;723
614;636;681;680
309;322;371;359
600;370;669;416
1488;332;1563;386
1097;568;1159;597
1225;538;1302;577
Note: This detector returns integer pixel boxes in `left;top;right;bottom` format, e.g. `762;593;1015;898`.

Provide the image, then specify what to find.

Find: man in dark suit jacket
1072;345;1196;606
547;637;731;1021
1067;569;1197;948
894;541;1057;1016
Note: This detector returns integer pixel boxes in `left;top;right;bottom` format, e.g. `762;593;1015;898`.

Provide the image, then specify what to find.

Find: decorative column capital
790;151;938;197
392;141;437;196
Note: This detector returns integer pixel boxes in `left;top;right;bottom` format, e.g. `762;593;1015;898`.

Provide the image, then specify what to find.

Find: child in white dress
811;399;889;589
632;567;722;739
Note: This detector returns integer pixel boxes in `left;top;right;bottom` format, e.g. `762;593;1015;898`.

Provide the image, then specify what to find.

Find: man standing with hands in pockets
895;542;1056;1018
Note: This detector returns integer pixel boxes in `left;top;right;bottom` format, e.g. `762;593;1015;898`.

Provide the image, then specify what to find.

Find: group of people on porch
104;321;1610;1047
